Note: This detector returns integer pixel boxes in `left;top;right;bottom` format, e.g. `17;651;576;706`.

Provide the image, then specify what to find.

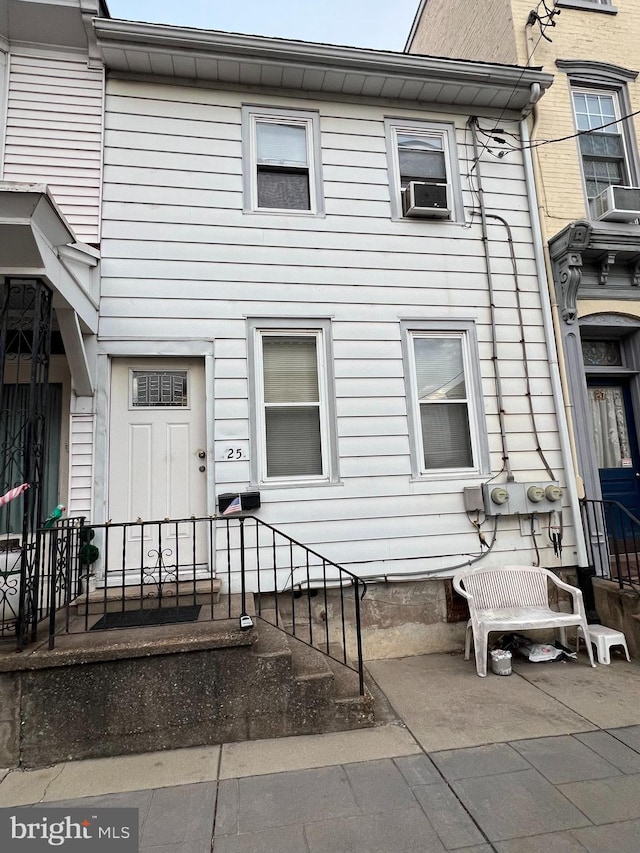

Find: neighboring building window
385;118;462;220
402;322;487;476
250;322;337;484
572;89;630;203
559;0;616;12
242;107;323;214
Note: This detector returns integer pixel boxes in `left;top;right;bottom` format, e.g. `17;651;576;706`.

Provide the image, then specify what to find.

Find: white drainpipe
520;88;588;567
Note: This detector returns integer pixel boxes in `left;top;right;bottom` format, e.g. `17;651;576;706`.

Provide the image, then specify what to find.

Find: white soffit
93;19;553;111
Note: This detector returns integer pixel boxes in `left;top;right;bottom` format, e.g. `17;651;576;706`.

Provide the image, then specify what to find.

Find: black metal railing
580;498;640;592
230;516;366;696
12;515;366;694
1;517;85;648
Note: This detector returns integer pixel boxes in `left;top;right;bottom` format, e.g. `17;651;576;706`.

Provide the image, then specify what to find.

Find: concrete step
76;578;222;615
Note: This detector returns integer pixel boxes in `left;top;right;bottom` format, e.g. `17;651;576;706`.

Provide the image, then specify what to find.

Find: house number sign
216;445;248;461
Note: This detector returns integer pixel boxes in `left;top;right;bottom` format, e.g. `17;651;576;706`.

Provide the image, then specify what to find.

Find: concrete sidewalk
2;650;640;851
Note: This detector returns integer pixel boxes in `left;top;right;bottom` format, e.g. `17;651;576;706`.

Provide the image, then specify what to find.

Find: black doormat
91;604;201;631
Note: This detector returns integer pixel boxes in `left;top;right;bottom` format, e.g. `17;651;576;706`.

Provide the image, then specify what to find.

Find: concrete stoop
0;595;375;769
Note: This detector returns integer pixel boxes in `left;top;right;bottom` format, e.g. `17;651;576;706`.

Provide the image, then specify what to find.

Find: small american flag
222;496;242;516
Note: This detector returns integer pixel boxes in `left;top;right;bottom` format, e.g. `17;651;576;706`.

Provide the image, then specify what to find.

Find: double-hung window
242;106;323;214
250;322;337;484
572;89;630;203
385;118;462;220
402;322;487;476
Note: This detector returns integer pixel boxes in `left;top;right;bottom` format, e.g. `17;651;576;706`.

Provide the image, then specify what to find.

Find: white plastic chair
453;565;596;677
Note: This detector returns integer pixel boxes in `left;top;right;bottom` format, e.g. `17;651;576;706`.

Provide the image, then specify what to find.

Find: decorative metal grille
581;339;622;367
132;371;188;407
0;277;53;646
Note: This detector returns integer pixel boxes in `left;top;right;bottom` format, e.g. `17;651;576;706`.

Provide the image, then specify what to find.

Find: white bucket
490;649;512;676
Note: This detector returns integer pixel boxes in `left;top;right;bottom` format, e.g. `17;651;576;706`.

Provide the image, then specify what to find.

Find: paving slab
303;806;446;853
234;766;361;832
559;773;640;824
343;758;418;813
366;655;595;752
570;817;640;853
431;743;531;781
494;832;588;852
510;735;621;783
607;724;640;753
513;657;640;729
412;781;486;849
219;723;419;779
0;744;220;806
139;784;216;847
574;729;640;774
212;823;309;853
451;769;591;841
393;753;442;786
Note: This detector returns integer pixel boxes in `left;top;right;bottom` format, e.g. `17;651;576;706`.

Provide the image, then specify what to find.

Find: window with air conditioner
385;119;461;221
249;321;338;485
402;321;488;477
559;0;616;13
242;106;323;215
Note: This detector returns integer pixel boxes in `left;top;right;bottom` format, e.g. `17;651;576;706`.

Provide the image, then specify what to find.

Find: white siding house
1;3;588;655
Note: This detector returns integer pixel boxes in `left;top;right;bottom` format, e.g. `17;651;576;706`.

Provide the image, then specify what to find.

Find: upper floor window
572;89;630;204
385;118;462;221
242;106;323;215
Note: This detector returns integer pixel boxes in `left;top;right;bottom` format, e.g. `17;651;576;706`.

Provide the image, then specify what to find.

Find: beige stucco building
409;1;640;574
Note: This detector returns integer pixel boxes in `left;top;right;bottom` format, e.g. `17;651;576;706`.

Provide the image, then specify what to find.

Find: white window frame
248;320;338;486
401;320;488;478
570;87;633;209
385;117;463;222
242;105;324;216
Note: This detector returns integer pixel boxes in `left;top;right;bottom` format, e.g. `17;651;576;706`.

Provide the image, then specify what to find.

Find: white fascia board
93;18;553;107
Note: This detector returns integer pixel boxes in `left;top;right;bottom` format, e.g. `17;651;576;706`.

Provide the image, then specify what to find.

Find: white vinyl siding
98;78;571;575
3;54;104;243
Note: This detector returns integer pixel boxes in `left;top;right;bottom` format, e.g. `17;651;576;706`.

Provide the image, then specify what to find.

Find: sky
105;1;421;52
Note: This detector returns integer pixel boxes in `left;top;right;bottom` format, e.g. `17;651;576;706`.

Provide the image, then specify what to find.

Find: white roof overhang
0;183;99;396
93;19;553;112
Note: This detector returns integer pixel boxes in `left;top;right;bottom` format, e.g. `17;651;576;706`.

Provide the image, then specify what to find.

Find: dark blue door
587;379;640;520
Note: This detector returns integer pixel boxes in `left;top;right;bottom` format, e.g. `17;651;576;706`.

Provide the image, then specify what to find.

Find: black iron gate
0;278;54;647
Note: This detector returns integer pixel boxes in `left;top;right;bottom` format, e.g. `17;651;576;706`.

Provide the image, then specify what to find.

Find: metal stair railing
580;498;640;594
221;515;367;696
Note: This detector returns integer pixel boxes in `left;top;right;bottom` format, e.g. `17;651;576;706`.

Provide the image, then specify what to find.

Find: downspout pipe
520;85;588;567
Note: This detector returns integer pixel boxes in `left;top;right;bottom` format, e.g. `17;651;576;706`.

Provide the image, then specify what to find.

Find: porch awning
0;182;100;396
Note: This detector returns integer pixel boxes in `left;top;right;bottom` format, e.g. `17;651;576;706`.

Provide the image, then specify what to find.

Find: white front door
108;358;209;578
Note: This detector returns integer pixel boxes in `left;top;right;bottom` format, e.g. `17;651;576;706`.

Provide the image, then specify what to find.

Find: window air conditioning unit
593;185;640;222
402;181;450;218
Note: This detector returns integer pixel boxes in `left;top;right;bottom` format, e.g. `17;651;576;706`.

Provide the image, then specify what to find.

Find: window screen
256;121;311;210
397;132;447;188
572;91;628;199
262;336;322;478
413;336;473;469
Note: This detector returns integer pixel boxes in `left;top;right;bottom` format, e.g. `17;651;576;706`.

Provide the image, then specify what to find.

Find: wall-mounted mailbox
218;491;261;514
